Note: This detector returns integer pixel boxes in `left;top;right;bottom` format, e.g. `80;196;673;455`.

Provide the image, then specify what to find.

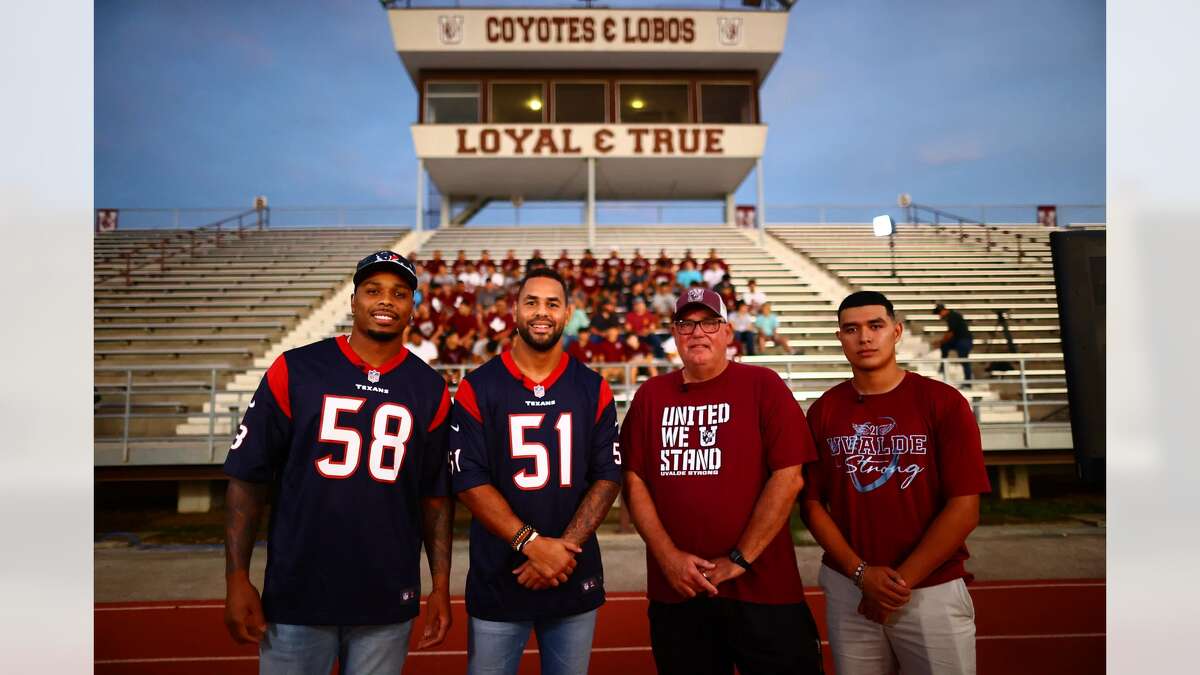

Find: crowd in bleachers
400;246;795;384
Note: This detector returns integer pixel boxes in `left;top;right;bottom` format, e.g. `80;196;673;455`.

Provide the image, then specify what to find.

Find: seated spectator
702;263;726;289
438;332;472;384
755;302;792;355
623;332;659;382
477;249;494;270
564;294;592;343
589;299;621;333
482;297;515;353
629;248;650;282
579;248;598;273
404;329;438;365
741;279;768;310
567;325;598;363
554;248;574;276
526;248;548;271
411;303;442;342
592;326;628;384
680;248;698;268
702;248;729;277
458;262;483;291
675;260;702;288
450;280;476;310
718;285;738;313
730;302;758;356
476;276;504;310
603;246;625;276
650;281;677;318
448;302;480;341
426;249;448;277
451;249;470;275
500;249;522;277
577;265;602;300
428;282;453;317
602;266;624;295
622;281;651;313
624;297;663;358
415;262;432;288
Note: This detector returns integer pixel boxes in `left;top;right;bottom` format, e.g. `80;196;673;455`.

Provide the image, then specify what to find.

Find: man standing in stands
500;249;522;279
935;303;975;381
223;251;454;673
802;291;989;675
450;268;623;675
620;287;824;675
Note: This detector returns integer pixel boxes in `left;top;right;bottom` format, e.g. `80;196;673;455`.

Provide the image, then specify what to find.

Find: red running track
95;580;1104;674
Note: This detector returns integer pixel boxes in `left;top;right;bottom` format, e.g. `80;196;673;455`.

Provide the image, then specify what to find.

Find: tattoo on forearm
562;480;622;546
421;497;454;581
224;479;267;576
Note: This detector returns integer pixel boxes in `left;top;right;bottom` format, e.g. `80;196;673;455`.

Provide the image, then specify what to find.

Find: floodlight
528;98;543;111
630;99;645;110
873;215;895;237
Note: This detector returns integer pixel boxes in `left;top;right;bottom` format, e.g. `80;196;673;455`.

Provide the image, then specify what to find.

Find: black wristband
729;548;752;572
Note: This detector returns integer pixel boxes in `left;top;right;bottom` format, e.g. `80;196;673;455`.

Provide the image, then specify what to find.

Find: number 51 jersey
450;351;622;622
223;336;451;626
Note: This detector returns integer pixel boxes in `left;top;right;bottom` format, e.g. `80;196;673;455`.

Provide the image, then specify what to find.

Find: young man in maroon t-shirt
802;290;990;675
620;288;823;675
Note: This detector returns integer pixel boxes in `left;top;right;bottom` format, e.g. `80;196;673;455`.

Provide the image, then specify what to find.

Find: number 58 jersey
223;336;451;626
450;351;622;622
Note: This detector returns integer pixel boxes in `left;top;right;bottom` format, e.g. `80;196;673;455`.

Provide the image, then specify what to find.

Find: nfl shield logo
367;369;381;383
534;385;545;398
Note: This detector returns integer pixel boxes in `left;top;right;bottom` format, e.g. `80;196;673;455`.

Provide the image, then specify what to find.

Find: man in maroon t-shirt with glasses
620;287;823;675
802;290;990;675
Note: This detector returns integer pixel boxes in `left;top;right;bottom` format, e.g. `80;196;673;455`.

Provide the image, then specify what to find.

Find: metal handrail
95;353;1068;464
95;207;270;285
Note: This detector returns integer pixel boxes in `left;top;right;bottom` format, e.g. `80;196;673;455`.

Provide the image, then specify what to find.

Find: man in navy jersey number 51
450;268;623;675
222;251;454;674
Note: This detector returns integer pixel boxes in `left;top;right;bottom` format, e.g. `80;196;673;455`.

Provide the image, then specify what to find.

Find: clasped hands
856;565;911;625
513;535;583;590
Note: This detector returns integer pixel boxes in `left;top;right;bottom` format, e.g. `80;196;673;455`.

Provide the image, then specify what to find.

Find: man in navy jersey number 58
222;251;454;674
450;268;623;675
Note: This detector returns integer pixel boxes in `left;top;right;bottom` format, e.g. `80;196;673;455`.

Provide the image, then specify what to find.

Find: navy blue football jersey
450;351;622;622
223;335;451;626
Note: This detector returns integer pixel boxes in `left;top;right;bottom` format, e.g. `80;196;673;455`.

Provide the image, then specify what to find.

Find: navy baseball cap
353;250;418;290
673;287;729;321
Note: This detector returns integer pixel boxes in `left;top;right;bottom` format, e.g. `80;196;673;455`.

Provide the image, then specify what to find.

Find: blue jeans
941;337;974;381
467;609;598;675
259;621;413;675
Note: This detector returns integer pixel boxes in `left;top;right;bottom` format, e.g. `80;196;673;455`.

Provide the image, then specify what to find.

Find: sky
94;0;1105;221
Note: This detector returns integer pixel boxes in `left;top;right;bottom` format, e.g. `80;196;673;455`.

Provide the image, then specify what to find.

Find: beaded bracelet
517;531;539;553
510;524;533;552
852;561;867;589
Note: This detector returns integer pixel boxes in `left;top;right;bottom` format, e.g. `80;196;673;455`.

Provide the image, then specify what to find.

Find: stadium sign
454;126;725;156
482;15;697;45
413;124;766;160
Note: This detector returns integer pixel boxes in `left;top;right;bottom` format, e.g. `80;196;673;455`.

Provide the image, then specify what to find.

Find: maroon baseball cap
673;287;729;321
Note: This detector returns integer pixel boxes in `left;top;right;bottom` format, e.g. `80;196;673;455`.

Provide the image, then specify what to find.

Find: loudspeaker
1050;230;1105;483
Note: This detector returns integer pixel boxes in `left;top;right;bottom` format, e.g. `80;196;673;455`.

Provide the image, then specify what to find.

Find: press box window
619;83;690;123
424;82;480;124
491;83;546;123
700;84;754;124
554;83;607;123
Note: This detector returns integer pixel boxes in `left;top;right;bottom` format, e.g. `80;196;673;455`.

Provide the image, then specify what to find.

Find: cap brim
354;262;418;290
673;301;724;321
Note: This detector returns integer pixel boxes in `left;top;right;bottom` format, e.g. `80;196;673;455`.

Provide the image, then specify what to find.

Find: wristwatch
729;548;752;572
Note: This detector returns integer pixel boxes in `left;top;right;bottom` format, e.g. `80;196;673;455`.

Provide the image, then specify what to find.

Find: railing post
1018;357;1032;448
208;368;218;461
122;370;133;464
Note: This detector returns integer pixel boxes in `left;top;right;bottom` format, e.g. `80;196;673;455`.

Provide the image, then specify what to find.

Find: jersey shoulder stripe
430;384;452;431
454;378;483;423
265;354;291;419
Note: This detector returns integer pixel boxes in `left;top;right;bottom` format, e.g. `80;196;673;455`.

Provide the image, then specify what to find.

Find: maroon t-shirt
592;339;626;363
449;313;479;338
625;310;656;334
803;372;991;588
482;311;515;340
621;362;816;605
578;272;601;296
567;339;597;364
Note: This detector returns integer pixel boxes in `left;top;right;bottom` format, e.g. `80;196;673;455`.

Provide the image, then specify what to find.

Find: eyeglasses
674;318;725;335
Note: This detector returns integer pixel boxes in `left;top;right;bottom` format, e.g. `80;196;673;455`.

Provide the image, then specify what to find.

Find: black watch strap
729;548;752;572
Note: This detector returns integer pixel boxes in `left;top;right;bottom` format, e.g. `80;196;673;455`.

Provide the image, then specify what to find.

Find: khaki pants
819;564;976;675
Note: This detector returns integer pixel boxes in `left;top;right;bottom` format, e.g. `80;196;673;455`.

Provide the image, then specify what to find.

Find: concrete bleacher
94;227;413;462
97;222;1092;503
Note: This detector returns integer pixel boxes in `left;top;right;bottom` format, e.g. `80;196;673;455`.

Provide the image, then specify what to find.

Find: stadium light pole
873;214;896;278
